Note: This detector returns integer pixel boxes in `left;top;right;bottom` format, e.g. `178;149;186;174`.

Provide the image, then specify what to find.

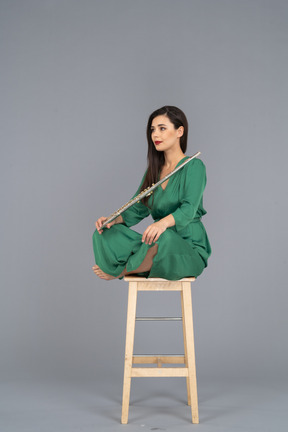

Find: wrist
114;215;124;225
161;214;175;229
161;218;169;229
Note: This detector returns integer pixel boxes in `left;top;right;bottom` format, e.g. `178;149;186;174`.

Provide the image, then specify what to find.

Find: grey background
1;0;287;430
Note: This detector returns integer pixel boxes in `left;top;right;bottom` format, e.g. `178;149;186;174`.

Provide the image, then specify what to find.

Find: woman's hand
142;220;167;245
95;216;116;234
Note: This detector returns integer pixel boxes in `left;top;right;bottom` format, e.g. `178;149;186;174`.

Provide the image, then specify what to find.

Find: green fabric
92;156;212;280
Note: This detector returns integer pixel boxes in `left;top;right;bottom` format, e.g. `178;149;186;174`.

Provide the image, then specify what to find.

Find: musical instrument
99;151;201;230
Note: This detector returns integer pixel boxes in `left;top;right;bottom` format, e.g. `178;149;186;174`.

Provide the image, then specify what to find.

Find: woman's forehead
151;114;171;126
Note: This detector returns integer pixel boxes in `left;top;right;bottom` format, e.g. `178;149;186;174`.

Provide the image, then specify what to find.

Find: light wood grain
121;277;199;424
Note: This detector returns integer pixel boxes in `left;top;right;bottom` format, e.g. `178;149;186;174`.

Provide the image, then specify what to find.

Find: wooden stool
121;276;199;424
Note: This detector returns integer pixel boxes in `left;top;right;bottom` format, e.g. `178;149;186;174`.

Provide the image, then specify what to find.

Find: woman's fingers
143;227;151;244
142;221;167;244
153;233;160;242
96;216;107;234
142;228;157;244
95;216;116;234
142;228;150;243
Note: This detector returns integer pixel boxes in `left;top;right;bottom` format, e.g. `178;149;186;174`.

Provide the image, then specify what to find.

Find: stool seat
121;275;199;424
124;276;196;281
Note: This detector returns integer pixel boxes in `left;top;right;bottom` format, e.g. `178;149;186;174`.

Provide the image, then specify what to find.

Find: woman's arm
160;214;176;229
141;160;206;244
113;215;124;224
170;158;206;231
141;214;176;245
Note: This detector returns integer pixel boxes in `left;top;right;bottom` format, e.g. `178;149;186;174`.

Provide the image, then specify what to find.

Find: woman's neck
163;151;186;168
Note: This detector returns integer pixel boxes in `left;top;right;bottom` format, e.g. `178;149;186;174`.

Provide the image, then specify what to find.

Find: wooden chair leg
182;281;199;424
121;281;138;424
181;289;191;406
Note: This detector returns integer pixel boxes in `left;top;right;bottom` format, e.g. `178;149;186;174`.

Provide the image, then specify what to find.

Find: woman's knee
93;224;116;241
157;228;176;246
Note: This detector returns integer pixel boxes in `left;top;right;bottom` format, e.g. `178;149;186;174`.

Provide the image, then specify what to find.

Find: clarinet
99;151;201;230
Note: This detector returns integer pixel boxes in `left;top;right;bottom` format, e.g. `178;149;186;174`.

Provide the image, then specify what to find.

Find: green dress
92;156;212;280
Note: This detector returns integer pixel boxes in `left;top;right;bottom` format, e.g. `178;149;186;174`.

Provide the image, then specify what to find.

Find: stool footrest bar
136;317;182;321
133;355;185;364
131;367;188;377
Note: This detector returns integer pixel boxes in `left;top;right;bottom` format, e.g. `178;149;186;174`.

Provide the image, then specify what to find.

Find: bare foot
92;265;119;280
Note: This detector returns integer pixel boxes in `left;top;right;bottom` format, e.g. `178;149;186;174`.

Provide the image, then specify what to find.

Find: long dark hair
140;105;188;208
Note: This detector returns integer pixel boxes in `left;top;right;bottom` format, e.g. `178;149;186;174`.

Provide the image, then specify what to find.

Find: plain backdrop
1;0;287;389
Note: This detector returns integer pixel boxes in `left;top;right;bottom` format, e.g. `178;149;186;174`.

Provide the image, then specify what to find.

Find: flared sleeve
121;169;150;227
171;158;206;231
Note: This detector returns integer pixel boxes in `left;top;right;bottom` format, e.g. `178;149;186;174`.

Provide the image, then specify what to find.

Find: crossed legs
92;243;159;280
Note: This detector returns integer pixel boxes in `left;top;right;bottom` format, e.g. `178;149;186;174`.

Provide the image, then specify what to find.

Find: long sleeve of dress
121;169;150;227
93;156;211;280
171;158;206;231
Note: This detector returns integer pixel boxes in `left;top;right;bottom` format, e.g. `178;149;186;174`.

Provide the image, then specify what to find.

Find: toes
92;265;115;280
94;267;107;279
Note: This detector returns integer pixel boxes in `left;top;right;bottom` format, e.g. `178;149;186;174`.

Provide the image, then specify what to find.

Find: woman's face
150;115;183;153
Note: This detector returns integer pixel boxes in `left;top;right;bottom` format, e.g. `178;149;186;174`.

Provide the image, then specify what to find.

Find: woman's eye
151;128;165;132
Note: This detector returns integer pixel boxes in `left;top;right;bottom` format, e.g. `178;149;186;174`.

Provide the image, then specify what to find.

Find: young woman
92;105;211;281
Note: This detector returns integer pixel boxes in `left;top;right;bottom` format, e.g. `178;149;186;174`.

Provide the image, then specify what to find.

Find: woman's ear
177;126;184;138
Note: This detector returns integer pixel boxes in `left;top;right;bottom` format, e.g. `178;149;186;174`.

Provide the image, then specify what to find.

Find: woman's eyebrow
151;124;167;128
